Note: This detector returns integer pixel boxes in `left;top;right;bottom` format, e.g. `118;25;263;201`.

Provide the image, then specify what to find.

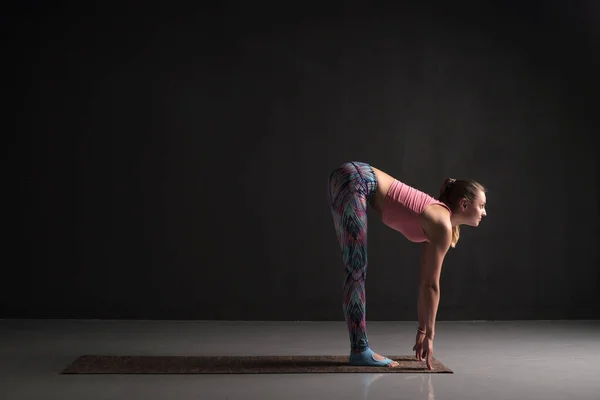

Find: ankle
350;347;369;354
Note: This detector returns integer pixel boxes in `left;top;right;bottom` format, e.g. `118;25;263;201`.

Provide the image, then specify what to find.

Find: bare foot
372;352;400;367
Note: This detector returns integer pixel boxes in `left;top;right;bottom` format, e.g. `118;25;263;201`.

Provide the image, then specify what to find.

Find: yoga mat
61;355;453;374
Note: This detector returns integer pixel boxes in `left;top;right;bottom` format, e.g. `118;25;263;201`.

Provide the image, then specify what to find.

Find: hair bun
439;178;456;197
446;178;456;190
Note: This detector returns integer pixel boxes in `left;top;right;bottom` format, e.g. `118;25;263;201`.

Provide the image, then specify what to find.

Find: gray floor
1;319;599;399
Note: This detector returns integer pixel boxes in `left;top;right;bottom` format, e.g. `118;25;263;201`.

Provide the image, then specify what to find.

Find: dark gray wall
4;1;599;321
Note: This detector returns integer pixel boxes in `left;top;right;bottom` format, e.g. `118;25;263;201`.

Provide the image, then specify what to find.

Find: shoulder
421;205;452;248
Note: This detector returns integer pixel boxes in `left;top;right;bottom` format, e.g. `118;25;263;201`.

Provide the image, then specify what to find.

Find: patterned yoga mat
61;354;453;374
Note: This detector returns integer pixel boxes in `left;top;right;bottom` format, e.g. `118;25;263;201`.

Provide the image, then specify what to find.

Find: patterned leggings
328;161;378;353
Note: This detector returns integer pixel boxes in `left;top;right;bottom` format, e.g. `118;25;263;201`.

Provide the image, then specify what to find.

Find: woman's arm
417;226;451;338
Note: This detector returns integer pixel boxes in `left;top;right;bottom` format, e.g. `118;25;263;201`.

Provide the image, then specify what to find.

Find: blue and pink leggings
328;161;378;353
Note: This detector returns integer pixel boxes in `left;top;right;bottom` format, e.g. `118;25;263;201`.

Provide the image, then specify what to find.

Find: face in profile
463;190;487;227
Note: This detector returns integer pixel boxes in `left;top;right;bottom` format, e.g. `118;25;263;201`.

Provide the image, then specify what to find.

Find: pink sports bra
381;179;451;242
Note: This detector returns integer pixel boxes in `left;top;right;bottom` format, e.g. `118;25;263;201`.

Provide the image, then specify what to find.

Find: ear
459;197;469;210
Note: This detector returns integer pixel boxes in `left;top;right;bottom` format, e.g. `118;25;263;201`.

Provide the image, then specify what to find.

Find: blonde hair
438;178;486;248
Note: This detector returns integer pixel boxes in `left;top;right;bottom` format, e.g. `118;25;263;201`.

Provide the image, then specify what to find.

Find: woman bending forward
328;161;487;370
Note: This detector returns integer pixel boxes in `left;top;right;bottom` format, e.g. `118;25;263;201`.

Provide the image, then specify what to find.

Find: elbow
420;282;440;293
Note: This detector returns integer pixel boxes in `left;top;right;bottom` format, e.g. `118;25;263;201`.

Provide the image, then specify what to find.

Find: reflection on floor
1;319;599;400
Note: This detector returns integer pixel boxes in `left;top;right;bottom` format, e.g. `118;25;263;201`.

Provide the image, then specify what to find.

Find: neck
450;213;467;227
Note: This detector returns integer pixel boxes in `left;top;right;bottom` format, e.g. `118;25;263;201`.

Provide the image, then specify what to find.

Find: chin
467;219;480;227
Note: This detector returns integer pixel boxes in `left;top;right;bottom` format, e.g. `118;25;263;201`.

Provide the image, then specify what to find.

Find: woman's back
369;166;395;216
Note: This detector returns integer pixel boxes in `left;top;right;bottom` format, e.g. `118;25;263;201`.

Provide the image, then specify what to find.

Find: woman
328;161;487;370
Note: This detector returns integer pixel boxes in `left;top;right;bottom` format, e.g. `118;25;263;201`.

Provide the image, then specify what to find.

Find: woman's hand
413;331;434;370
